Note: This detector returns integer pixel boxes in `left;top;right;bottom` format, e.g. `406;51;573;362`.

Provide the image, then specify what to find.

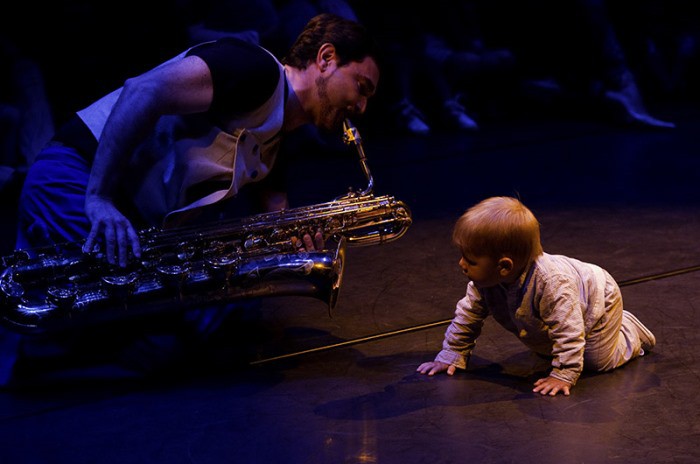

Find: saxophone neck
343;119;374;196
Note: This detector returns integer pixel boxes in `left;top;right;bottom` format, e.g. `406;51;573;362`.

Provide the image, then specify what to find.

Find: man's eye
357;81;370;97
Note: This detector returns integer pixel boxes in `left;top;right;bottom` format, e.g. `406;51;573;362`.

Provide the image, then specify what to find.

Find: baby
417;196;655;396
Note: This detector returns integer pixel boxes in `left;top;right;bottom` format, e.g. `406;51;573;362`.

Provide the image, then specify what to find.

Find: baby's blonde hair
452;196;543;265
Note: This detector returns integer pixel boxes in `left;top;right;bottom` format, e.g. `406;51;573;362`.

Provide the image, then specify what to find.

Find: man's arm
83;55;215;267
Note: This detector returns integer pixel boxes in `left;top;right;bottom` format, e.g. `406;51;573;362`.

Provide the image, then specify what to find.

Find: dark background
2;2;700;463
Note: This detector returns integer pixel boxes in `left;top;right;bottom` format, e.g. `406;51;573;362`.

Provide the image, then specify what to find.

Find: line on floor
249;263;700;365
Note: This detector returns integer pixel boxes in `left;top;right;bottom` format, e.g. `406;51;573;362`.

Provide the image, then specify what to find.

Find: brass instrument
0;120;412;334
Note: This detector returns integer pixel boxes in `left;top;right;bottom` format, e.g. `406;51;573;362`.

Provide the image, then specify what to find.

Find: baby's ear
498;257;514;277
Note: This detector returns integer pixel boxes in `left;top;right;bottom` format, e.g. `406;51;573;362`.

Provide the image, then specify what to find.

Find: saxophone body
0;121;412;334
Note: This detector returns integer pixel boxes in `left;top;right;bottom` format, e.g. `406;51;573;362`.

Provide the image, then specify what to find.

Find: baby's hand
416;361;457;376
533;376;571;396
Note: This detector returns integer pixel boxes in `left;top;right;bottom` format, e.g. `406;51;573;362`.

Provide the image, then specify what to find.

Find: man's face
314;56;379;132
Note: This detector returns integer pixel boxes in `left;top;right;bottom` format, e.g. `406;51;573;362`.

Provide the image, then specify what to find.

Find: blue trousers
4;144;252;387
15;144;91;251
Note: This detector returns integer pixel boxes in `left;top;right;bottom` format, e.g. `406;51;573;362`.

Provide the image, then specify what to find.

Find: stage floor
2;102;700;464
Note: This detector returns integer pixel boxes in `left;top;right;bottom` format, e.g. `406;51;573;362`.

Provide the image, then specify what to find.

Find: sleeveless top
76;43;287;228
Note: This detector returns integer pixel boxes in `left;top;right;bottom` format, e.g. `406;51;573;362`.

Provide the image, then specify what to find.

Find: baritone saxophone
0;119;412;334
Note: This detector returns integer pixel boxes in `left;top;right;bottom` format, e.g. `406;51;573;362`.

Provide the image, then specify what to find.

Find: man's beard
315;75;343;132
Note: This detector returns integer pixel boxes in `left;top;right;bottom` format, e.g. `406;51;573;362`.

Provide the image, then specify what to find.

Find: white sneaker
623;310;656;353
394;98;430;135
443;99;478;131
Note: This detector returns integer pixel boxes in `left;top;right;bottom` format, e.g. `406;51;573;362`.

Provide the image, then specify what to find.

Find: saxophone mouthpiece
343;118;359;146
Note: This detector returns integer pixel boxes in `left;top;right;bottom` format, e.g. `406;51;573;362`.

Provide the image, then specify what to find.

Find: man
16;13;380;266
3;13;380;386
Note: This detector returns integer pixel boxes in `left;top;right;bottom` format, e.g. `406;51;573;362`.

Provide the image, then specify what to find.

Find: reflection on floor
2;103;700;464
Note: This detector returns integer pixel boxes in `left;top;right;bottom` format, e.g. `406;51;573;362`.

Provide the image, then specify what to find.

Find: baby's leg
583;281;654;372
583;302;630;372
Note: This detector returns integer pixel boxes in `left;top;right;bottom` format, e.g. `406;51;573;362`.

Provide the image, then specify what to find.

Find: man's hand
260;190;324;252
83;196;141;267
416;360;458;376
292;227;324;252
533;376;571;396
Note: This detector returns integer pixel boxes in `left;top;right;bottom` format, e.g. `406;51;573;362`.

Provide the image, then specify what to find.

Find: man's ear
317;43;336;71
498;257;514;277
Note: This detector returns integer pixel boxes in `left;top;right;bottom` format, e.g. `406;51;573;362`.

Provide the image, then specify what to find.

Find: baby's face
458;252;502;288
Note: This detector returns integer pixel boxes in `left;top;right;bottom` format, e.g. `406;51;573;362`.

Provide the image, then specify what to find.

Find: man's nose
354;97;368;115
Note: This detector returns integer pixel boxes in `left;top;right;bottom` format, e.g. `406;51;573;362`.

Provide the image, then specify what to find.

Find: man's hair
282;13;379;69
452;196;544;265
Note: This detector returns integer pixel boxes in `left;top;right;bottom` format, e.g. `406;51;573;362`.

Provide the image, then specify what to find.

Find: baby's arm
416;361;458;376
418;285;487;376
533;376;571;396
537;275;588;392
